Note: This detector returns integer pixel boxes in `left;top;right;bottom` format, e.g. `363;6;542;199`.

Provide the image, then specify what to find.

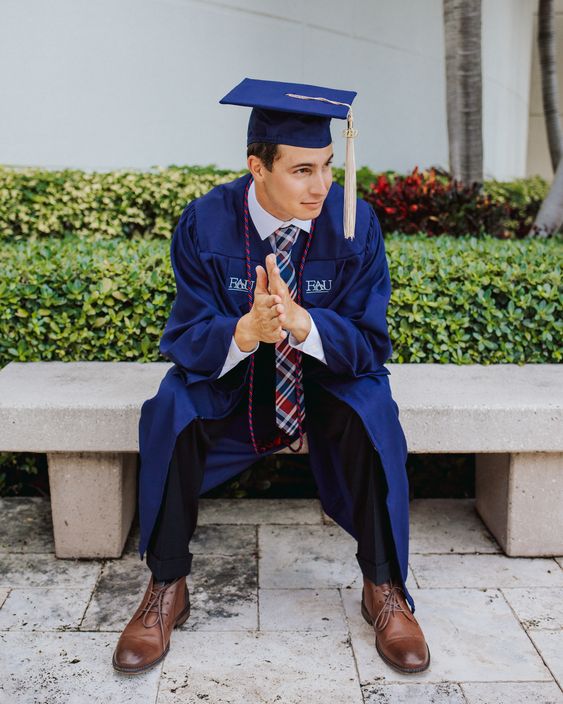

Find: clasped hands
234;252;311;352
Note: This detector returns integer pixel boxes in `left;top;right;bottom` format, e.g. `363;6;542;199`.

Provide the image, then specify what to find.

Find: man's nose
309;171;328;197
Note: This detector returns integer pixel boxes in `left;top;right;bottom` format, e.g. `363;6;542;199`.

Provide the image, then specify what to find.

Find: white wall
0;0;535;179
482;0;536;180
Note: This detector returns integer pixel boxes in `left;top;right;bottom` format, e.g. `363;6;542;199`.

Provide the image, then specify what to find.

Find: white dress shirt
217;180;327;378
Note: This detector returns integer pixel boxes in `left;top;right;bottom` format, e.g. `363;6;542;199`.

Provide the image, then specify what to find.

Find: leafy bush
0;452;47;497
0;164;554;242
351;167;551;239
1;164;559;496
1;233;560;369
387;232;561;363
0;165;243;242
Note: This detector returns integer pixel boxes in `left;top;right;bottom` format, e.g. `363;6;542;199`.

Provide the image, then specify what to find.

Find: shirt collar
248;179;311;241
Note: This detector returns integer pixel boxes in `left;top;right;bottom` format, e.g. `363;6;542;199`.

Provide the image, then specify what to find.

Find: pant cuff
146;551;193;582
356;552;392;585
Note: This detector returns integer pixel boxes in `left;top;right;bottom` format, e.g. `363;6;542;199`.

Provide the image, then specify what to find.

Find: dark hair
247;142;280;172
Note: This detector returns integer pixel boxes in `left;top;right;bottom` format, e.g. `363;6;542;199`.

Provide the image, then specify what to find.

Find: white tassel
343;110;357;240
285;93;358;239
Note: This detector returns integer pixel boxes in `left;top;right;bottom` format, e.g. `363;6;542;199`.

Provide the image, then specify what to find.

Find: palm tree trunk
531;0;563;236
538;0;562;171
531;156;563;236
443;0;483;185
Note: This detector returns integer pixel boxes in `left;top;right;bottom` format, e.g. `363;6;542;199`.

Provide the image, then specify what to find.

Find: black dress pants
146;376;400;587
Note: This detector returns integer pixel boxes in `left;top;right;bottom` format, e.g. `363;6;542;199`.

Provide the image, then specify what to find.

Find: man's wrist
234;313;259;352
288;307;311;343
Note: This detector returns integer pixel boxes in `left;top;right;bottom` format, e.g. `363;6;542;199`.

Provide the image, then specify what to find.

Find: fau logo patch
228;276;255;292
305;279;332;294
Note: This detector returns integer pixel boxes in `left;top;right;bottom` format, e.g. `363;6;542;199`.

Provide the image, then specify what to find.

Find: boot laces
373;585;409;632
139;582;172;644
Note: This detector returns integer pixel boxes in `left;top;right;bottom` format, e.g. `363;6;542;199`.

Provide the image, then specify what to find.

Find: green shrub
387;233;561;363
0;165;243;242
0;164;555;242
482;175;550;204
1;230;560;496
1;232;560;368
0;452;46;497
334;166;553;239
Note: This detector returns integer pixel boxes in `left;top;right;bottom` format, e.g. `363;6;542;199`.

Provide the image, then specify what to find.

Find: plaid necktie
273;223;303;437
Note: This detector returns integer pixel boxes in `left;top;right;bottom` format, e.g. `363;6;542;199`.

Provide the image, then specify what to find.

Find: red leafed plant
363;166;513;238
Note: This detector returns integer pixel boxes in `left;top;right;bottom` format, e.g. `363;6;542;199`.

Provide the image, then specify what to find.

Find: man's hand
265;253;311;344
234;263;287;351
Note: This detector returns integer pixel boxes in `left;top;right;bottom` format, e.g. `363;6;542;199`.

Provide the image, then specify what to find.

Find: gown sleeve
158;202;244;386
307;207;393;378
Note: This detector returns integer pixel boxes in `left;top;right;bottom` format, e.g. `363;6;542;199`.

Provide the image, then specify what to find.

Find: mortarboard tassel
286;93;358;240
342;109;358;240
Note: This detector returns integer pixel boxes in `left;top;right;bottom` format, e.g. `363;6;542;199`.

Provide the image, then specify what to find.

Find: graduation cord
243;176;315;455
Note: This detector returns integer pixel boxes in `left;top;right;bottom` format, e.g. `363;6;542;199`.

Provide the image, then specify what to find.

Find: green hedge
1;232;560;369
0;164;553;242
0;165;243;241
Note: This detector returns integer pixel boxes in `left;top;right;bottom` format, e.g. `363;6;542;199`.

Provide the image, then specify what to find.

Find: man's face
249;143;334;221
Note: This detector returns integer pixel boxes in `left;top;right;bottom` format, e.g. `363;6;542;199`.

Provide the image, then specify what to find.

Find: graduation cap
220;78;359;239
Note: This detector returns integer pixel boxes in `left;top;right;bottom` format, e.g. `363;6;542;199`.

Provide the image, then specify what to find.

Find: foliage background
1;165;561;498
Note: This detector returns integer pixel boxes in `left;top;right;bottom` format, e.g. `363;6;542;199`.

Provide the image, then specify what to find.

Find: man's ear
247;155;265;182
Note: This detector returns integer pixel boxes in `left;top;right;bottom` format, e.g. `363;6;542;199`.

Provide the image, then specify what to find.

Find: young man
112;78;430;675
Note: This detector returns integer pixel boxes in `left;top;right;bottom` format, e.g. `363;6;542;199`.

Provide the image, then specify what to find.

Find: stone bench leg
475;452;563;556
46;452;137;559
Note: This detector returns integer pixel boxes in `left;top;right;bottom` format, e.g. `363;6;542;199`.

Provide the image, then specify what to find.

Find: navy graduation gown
137;173;415;613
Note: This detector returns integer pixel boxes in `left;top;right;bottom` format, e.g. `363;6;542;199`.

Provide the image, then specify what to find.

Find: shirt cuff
218;335;259;378
287;314;327;365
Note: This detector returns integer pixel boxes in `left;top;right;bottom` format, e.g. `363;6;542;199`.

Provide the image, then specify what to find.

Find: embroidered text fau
228;276;255;292
306;279;332;293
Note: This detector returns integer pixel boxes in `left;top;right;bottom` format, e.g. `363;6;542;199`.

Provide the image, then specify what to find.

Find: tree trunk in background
538;0;562;172
531;0;563;236
443;0;483;185
532;156;563;236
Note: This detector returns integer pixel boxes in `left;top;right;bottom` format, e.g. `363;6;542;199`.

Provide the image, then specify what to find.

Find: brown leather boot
112;575;191;674
361;576;430;674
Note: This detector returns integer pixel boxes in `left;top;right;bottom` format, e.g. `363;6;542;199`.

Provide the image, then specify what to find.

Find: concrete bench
0;361;561;559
